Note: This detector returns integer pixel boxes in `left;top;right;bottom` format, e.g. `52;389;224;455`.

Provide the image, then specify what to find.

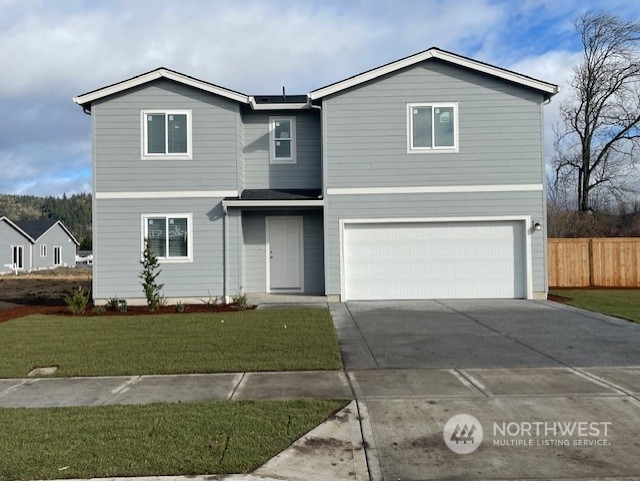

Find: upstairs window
40;244;47;257
143;214;192;262
269;117;296;163
141;110;192;159
408;103;458;152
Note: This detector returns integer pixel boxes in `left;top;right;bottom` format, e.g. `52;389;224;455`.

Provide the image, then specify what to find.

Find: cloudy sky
1;0;639;197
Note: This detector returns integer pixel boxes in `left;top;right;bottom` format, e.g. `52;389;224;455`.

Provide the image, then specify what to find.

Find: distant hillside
0;193;92;250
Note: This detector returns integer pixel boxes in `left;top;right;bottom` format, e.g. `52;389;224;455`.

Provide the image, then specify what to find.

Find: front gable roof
73;68;250;107
2;217;80;246
0;216;35;243
309;47;559;101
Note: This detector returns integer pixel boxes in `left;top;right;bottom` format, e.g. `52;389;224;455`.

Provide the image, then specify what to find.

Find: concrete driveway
333;299;640;369
330;300;640;480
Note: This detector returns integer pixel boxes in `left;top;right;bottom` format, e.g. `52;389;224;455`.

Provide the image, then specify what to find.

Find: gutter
223;203;229;304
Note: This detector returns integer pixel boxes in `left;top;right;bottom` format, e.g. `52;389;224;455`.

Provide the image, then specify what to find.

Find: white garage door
343;220;526;300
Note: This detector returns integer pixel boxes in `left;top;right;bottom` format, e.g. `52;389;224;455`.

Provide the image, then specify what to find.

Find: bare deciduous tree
553;12;640;212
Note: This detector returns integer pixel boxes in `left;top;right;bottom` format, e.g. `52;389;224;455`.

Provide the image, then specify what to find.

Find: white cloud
1;0;639;196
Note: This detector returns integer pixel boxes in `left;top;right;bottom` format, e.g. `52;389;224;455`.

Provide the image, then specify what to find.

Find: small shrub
232;292;248;311
106;297;120;311
139;238;165;312
175;302;186;313
202;291;219;309
92;305;106;316
64;287;89;315
117;299;128;313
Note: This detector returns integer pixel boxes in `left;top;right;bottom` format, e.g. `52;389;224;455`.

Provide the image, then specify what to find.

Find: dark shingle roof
228;189;322;201
14;219;58;240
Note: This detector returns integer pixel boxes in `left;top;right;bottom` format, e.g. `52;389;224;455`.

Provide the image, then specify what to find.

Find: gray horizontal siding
93;79;240;193
323;60;546;188
93;197;230;301
324;191;546;296
241;209;324;293
34;226;76;269
242;110;321;189
0;223;31;272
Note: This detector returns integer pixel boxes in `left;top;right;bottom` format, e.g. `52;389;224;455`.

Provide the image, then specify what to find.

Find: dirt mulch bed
0;303;254;323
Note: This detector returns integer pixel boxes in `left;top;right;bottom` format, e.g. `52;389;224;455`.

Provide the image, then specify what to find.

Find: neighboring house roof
6;218;80;246
309;47;559;100
73;67;250;107
0;216;35;242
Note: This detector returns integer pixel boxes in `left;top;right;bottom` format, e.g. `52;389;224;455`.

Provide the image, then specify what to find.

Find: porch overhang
222;189;324;208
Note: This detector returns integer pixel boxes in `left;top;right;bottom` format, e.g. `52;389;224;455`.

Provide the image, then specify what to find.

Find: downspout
223;203;229;304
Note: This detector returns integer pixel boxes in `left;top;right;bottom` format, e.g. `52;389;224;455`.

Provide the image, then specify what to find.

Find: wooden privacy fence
548;238;640;287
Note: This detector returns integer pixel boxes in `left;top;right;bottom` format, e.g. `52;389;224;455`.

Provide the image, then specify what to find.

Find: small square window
408;103;458;152
143;214;192;262
142;110;192;159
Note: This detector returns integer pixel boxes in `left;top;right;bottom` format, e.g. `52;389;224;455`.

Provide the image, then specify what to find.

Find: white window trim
11;245;24;270
141;213;193;263
269;116;297;164
407;102;459;153
40;244;47;257
53;246;62;266
141;110;193;160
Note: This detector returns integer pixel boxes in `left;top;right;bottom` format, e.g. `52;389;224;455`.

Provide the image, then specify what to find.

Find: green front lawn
0;308;343;377
0;399;347;481
550;289;640;323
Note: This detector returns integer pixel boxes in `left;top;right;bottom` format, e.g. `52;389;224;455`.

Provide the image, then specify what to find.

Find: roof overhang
0;216;35;243
222;199;324;208
309;47;559;101
248;97;310;110
74;68;249;107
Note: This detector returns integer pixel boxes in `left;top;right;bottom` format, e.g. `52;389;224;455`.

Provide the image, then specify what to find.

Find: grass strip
550;289;640;323
0;308;343;378
0;399;348;480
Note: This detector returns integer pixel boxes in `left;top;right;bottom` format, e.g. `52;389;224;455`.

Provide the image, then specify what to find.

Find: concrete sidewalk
0;371;353;408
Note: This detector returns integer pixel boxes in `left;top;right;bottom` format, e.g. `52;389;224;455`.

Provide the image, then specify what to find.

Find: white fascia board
248;97;310;110
36;221;80;246
0;217;35;243
309;48;558;100
222;200;324;208
95;190;238;199
326;184;543;195
74;69;249;105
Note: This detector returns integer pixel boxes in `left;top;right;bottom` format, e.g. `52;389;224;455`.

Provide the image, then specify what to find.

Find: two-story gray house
74;47;558;304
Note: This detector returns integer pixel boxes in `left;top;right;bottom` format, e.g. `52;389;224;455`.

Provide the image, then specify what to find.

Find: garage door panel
343;221;525;300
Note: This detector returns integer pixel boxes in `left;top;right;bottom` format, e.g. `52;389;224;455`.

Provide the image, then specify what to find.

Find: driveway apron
333;300;640;480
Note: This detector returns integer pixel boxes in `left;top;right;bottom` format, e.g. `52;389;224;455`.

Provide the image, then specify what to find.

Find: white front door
267;217;303;291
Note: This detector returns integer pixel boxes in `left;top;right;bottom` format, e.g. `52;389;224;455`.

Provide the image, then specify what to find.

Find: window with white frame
141;110;192;159
40;244;47;257
408;103;457;152
53;246;62;266
143;214;192;262
11;245;24;270
269;117;296;163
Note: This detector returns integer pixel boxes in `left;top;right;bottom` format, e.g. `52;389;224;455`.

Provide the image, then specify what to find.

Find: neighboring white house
0;216;79;274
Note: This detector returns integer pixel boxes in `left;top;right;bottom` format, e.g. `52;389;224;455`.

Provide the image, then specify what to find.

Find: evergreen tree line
0;193;92;250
